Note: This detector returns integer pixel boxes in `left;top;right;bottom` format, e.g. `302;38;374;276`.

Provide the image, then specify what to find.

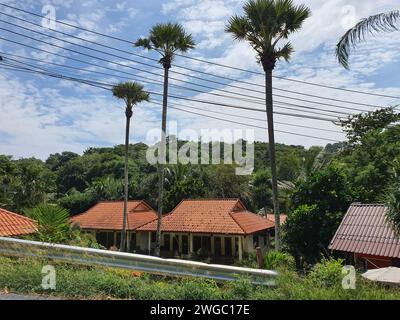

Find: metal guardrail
0;237;277;285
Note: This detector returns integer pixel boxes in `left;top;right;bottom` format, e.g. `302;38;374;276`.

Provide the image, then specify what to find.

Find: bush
264;251;295;271
307;257;344;288
174;278;221;300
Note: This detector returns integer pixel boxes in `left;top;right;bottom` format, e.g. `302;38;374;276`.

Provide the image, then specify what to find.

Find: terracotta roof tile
329;203;400;258
138;199;274;235
0;208;37;237
70;201;157;231
266;213;287;225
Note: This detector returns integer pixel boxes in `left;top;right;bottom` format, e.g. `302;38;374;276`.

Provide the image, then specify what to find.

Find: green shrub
308;257;344;288
174;278;221;300
264;250;295;271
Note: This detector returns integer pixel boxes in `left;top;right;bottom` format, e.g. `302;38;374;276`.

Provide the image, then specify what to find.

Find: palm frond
336;10;400;69
275;41;294;61
112;81;150;107
134;38;152;50
135;23;195;61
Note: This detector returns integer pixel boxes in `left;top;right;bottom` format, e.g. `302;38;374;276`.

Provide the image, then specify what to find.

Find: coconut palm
337;10;399;69
112;81;150;252
135;23;195;256
226;0;310;250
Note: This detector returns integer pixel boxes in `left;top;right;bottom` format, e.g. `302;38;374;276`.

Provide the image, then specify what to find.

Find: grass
0;257;399;300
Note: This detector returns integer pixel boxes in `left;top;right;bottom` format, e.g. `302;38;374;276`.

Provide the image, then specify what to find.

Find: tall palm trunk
155;66;169;256
265;69;280;251
120;106;132;252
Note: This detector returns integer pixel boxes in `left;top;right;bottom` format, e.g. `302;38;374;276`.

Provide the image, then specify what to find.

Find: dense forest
1;107;399;263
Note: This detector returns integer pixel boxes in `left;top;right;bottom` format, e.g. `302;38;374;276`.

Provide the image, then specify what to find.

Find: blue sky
0;0;399;159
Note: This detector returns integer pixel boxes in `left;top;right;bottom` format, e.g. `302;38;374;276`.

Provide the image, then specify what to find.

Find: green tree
25;204;70;243
336;10;400;68
226;0;311;250
135;23;195;256
340;107;400;146
285;165;353;264
339;125;400;202
112;81;149;252
384;161;400;236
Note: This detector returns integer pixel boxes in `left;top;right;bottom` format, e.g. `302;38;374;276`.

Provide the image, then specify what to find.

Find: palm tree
25;204;70;243
226;0;310;250
112;81;150;252
337;10;399;69
135;23;195;256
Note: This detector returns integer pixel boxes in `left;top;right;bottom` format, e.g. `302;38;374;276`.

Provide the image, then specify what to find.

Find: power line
149;97;342;133
0;60;341;124
0;63;340;142
0;22;368;114
1;52;345;121
0;36;349;118
0;2;398;100
0;12;382;111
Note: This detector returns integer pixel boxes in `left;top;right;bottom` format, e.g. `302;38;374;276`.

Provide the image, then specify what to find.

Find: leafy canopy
135;23;195;67
340;106;400;146
112;81;149;109
225;0;310;70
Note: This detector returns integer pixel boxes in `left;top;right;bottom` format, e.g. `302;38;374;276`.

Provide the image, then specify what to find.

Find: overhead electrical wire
0;63;340;142
0;2;398;100
0;36;349;118
0;24;366;114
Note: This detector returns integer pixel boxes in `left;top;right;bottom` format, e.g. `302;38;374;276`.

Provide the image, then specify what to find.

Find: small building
70;200;157;251
137;198;274;262
329;203;400;269
0;207;37;237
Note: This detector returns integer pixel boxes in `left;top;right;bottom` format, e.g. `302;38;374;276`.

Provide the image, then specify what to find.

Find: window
130;233;136;251
201;236;211;252
214;237;221;255
193;236;202;252
181;235;188;254
163;234;170;250
225;237;232;256
253;235;259;248
173;235;179;252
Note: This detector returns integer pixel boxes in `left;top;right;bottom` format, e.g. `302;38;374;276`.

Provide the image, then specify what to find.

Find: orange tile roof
266;213;287;225
0;208;37;237
138;199;274;235
70;201;157;231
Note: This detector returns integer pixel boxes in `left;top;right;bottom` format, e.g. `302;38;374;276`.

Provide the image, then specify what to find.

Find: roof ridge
229;211;246;234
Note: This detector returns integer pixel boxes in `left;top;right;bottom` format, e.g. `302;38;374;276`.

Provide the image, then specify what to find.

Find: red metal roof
137;199;274;235
0;208;37;237
329;203;400;258
70;201;157;231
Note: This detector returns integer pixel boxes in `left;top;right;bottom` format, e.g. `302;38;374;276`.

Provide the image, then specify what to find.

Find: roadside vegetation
1;254;399;300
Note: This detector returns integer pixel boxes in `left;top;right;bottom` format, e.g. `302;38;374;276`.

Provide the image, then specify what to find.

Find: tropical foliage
337;10;400;68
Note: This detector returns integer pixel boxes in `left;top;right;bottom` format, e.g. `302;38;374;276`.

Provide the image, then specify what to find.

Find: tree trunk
265;69;281;251
120;106;132;252
155;66;169;256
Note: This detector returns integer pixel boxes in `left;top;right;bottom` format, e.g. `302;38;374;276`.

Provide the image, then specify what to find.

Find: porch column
148;232;151;254
189;233;193;254
211;235;215;255
238;236;243;261
113;232;117;247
